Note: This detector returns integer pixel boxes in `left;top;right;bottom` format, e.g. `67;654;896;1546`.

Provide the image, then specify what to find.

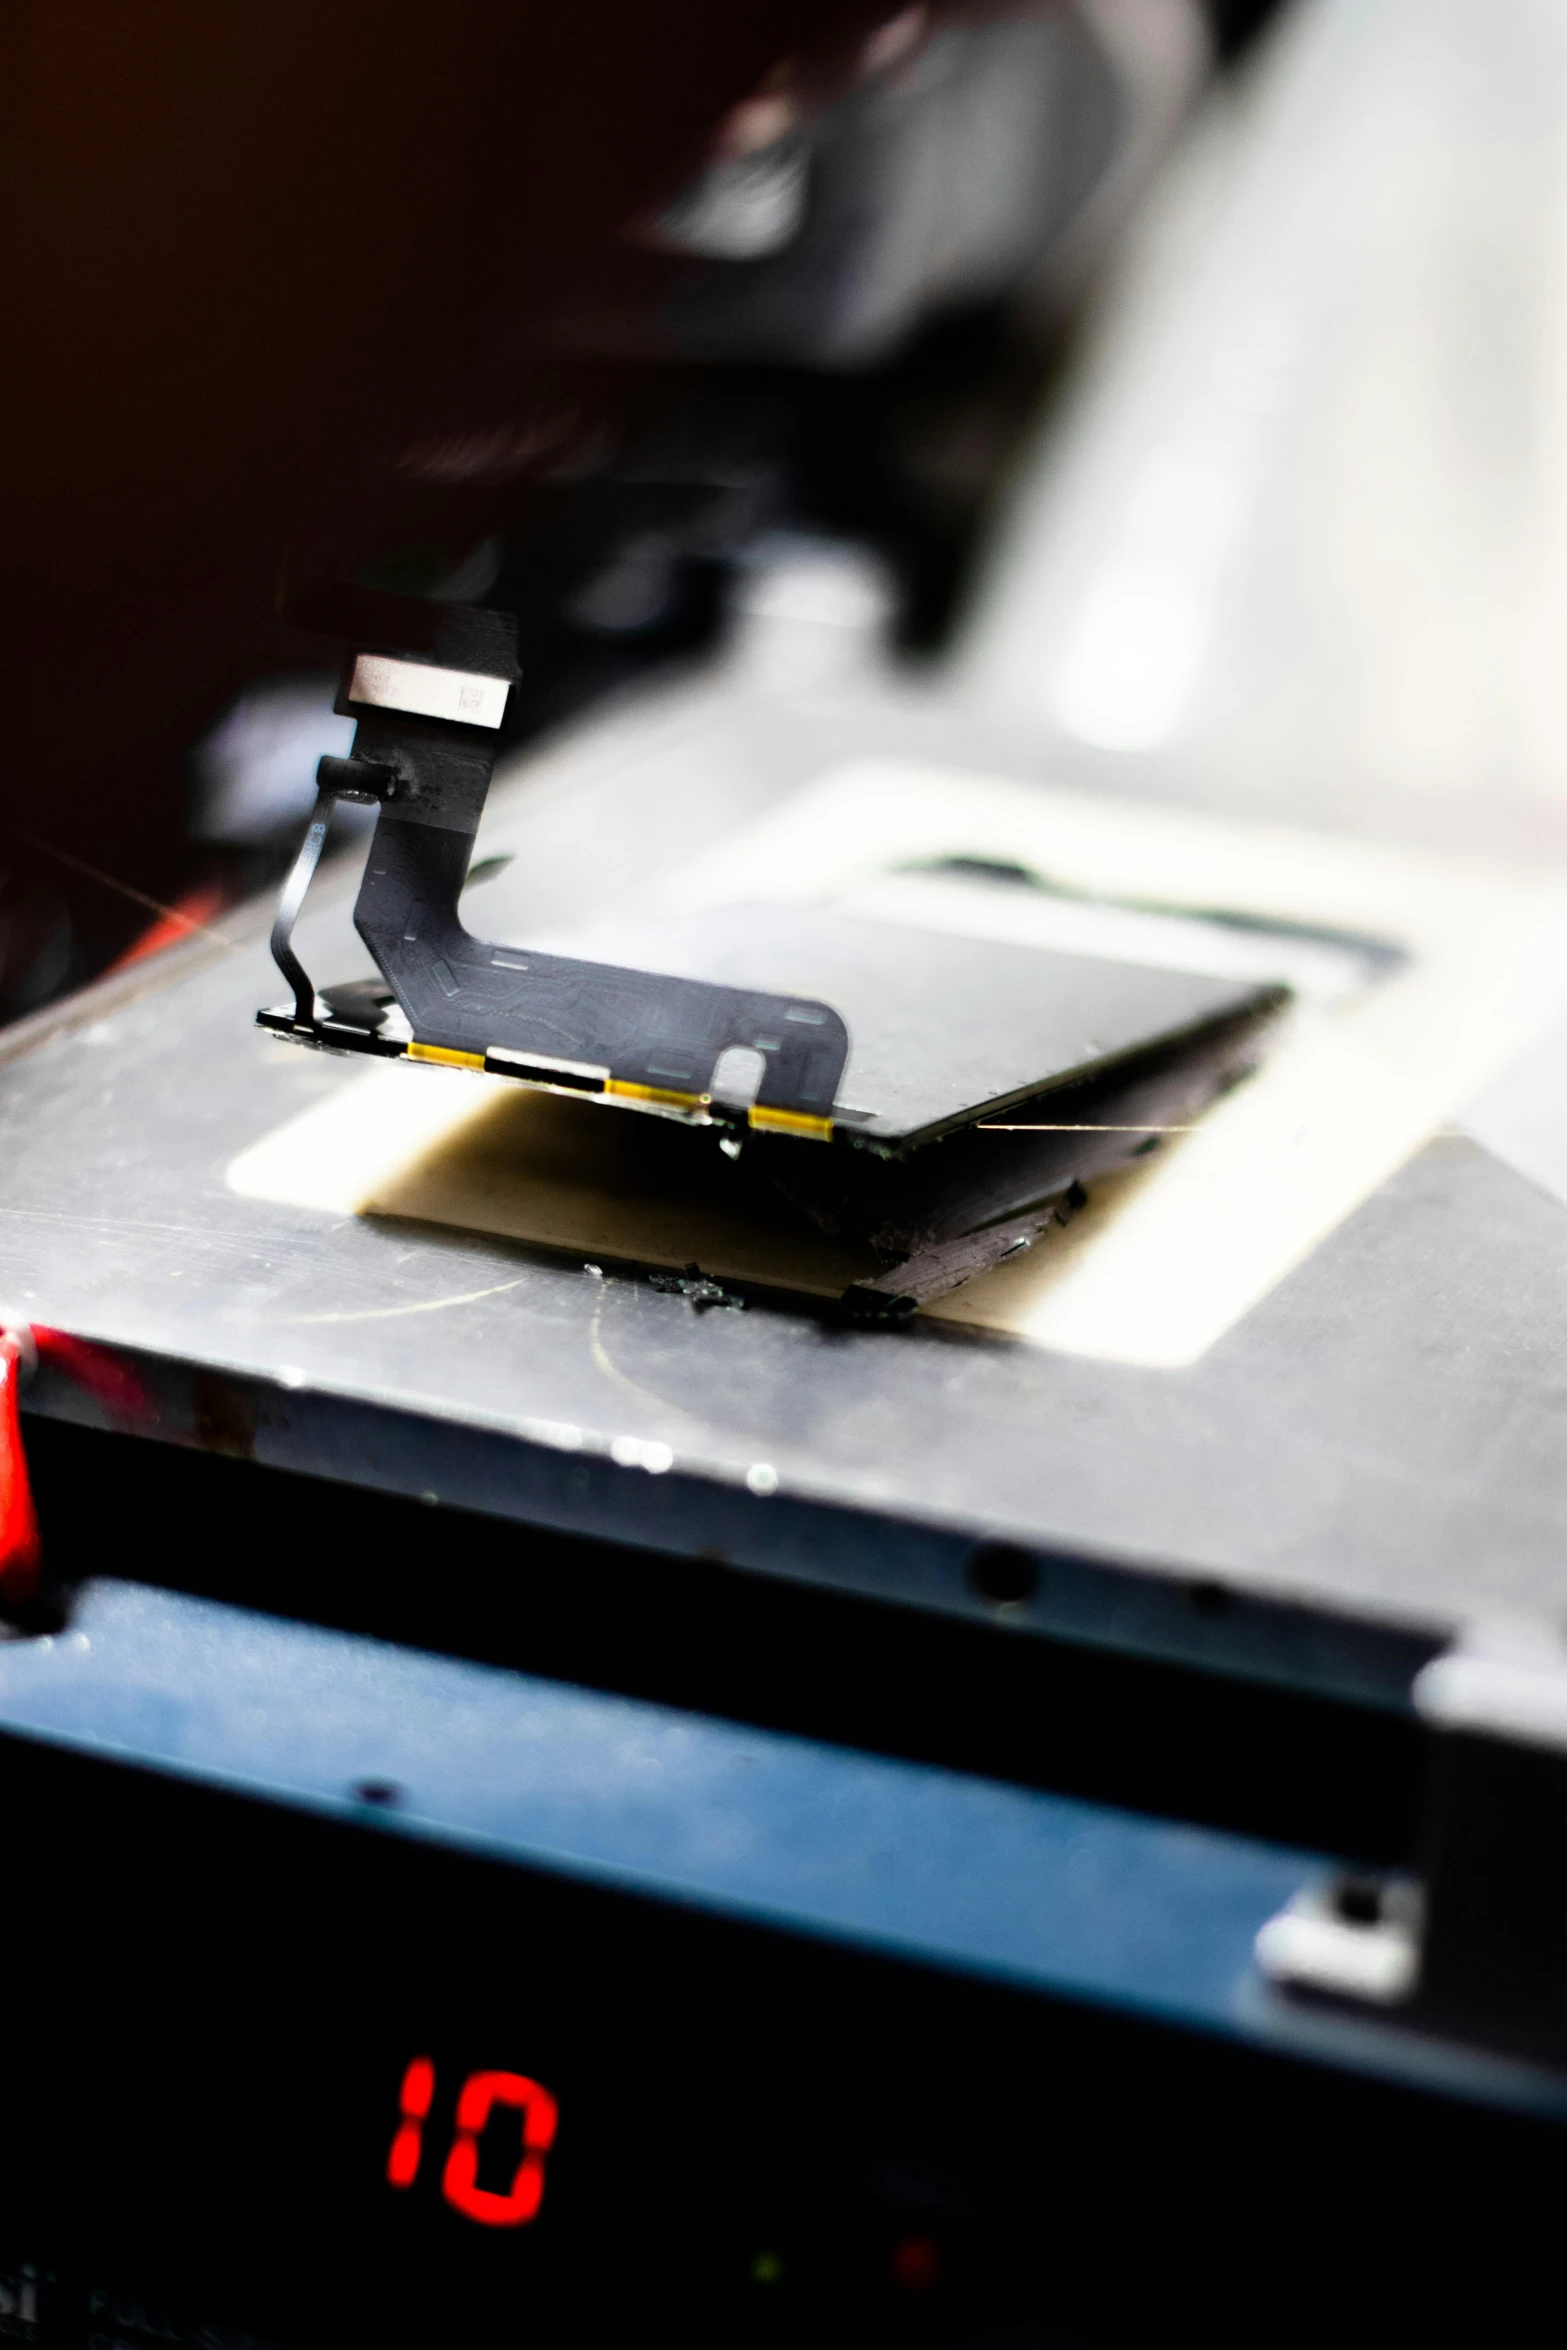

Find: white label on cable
347;654;509;730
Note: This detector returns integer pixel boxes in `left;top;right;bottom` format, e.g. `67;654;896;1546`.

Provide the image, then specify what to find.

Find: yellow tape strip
408;1041;486;1071
604;1079;707;1113
749;1104;834;1142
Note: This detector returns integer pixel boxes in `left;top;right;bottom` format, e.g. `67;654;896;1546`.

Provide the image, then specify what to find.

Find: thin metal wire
18;832;238;950
972;1132;1212;1142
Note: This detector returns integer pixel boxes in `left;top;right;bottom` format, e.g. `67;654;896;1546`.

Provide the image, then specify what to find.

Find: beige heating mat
229;1053;1157;1328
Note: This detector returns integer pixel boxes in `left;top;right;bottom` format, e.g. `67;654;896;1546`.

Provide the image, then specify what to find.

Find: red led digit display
386;2055;436;2189
441;2070;560;2228
386;2059;560;2227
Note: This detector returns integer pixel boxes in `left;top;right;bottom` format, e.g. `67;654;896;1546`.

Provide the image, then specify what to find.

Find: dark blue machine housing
1;1544;1566;2347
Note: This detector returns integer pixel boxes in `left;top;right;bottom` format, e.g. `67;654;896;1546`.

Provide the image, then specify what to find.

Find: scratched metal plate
1;689;1564;1710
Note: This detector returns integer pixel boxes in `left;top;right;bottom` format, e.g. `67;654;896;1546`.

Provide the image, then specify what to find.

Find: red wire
0;1331;42;1608
31;1326;148;1420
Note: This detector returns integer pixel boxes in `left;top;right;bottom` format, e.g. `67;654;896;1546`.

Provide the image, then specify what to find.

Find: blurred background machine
10;0;1567;2341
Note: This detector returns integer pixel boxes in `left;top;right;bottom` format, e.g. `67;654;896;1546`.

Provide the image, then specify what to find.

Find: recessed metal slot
486;1045;609;1094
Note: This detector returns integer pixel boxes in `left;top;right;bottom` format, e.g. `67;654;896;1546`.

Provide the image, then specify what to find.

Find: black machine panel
0;1729;1561;2350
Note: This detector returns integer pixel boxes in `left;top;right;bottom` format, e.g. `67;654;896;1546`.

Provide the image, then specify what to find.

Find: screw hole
1187;1578;1232;1618
966;1543;1039;1606
353;1778;403;1808
1334;1877;1383;1928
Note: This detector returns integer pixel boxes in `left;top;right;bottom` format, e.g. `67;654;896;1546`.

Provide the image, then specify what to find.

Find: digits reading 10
387;2057;560;2227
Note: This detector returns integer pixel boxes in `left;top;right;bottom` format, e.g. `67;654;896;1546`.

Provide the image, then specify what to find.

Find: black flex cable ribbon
269;786;337;1029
